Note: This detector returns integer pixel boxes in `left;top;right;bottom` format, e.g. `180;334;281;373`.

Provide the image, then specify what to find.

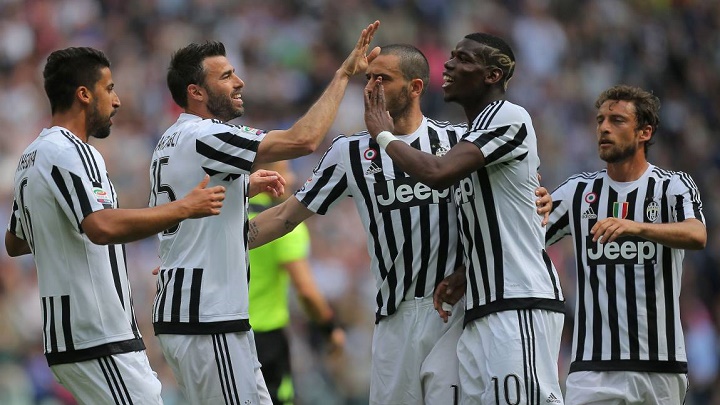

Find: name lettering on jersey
586;235;657;265
156;131;180;151
16;150;37;172
454;177;474;205
646;200;660;222
375;177;450;212
613;201;629;219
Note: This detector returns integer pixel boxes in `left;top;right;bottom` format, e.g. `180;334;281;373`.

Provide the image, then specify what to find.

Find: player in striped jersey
5;47;227;404
248;44;467;405
546;85;706;404
365;34;565;404
149;23;379;405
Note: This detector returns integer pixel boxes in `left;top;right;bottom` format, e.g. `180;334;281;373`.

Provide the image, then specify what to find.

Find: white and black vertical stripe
212;333;241;404
518;309;540;405
41;295;74;353
547;166;702;374
460;101;564;325
152;268;204;324
296;118;464;322
98;355;133;405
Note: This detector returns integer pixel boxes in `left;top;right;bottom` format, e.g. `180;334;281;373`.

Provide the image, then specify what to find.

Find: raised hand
364;77;395;137
339;20;381;77
183;175;225;218
249;169;286;198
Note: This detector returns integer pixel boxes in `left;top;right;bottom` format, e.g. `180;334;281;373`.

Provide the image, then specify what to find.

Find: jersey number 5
150;157;179;235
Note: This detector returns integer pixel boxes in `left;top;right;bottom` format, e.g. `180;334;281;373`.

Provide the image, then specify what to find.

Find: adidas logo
582;207;597;219
546;392;562;403
365;162;382;175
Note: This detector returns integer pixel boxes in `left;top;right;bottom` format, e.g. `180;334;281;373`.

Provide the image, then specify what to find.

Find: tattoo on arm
248;221;259;244
284;220;297;231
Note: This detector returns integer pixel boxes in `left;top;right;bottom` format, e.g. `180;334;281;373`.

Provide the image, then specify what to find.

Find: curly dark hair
595;85;660;154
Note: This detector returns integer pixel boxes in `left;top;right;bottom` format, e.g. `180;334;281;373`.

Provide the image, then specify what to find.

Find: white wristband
376;131;398;149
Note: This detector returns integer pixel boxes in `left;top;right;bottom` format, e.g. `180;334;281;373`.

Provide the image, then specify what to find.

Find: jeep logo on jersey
586;235;656;265
375;177;450;212
454;177;474;205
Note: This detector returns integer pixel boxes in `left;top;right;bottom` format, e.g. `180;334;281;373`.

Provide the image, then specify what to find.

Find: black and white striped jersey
296;117;465;321
7;127;144;365
150;113;266;335
546;164;704;374
457;100;565;325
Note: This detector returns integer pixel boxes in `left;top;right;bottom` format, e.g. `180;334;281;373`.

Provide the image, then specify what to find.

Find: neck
392;106;424;135
185;104;214;120
606;157;649;182
51;109;89;143
464;90;505;126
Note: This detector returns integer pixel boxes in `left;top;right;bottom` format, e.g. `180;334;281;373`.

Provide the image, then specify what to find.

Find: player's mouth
232;92;243;106
442;73;455;88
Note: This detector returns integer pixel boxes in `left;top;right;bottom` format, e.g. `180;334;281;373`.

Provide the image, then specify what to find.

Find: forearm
248;197;312;248
256;71;350;163
636;219;706;250
383;141;452;188
82;202;190;245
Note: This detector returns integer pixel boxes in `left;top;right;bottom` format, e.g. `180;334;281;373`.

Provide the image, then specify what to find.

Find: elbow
422;172;455;190
84;226;115;246
691;235;707;250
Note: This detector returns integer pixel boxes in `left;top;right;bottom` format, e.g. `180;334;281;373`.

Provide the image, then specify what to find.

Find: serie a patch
92;187;112;205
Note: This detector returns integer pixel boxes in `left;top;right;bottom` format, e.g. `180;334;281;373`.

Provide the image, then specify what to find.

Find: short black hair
43;47;111;114
595;84;661;154
464;33;516;91
380;44;430;95
167;41;226;108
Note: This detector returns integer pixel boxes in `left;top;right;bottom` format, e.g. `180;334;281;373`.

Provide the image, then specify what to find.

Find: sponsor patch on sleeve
93;187;113;206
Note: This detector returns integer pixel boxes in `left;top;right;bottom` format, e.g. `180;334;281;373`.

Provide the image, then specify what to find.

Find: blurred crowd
0;0;719;404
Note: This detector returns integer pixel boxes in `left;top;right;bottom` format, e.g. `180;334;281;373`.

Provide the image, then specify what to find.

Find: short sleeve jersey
7;127;143;365
149;113;266;335
295;117;465;321
546;165;704;374
456;100;565;325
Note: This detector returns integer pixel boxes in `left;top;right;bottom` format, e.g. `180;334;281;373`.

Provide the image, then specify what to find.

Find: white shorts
157;331;271;405
565;370;688;404
370;296;463;405
458;309;564;405
50;350;162;405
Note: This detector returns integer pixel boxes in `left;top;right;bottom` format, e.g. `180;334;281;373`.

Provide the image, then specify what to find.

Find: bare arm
255;21;380;163
591;218;706;250
83;175;225;245
5;231;31;257
248;196;314;249
364;77;485;189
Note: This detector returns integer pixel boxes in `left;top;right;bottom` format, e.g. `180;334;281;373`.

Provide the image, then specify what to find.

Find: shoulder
554;170;604;191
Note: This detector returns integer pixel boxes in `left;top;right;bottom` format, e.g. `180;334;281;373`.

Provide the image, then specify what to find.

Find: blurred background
0;0;718;403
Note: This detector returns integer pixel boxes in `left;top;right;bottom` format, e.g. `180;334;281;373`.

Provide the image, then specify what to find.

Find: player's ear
76;86;92;106
409;78;424;98
187;84;204;102
638;124;652;143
